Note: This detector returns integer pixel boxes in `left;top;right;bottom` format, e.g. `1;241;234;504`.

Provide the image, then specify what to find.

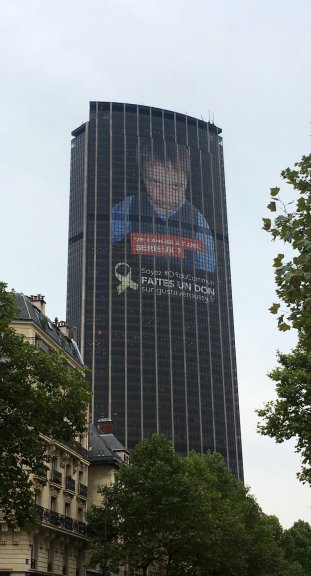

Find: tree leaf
269;303;280;314
267;201;277;212
262;217;272;231
270;187;280;197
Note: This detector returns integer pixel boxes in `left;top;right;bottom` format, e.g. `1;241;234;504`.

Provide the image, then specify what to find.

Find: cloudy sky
1;0;310;527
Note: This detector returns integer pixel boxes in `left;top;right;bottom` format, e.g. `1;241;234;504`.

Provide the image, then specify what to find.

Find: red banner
130;233;204;259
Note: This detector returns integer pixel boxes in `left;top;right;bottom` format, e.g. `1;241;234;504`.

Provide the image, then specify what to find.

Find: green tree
88;435;290;576
282;520;311;575
0;282;91;526
261;154;311;340
257;346;311;483
257;154;311;483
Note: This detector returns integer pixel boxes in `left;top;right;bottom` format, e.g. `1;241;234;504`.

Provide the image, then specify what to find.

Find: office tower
67;102;243;479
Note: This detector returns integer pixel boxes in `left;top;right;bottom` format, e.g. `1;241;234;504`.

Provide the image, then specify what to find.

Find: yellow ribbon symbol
115;262;139;295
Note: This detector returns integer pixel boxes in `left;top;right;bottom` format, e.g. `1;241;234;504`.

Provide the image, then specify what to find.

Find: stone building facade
0;293;128;576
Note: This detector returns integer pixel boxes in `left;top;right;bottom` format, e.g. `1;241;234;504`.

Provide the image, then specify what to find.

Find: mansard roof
13;292;83;366
88;423;128;466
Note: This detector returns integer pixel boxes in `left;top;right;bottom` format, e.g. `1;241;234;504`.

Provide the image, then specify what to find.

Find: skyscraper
67;102;243;479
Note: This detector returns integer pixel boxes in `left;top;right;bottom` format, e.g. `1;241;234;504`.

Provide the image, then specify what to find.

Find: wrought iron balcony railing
65;476;76;492
78;482;87;498
64;440;88;460
50;470;62;485
36;505;88;537
35;465;47;479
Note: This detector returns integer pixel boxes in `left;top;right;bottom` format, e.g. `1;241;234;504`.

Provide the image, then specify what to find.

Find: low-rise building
88;419;129;508
0;293;129;576
0;294;89;576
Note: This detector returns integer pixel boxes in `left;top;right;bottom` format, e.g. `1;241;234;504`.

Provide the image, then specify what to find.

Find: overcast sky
1;0;310;528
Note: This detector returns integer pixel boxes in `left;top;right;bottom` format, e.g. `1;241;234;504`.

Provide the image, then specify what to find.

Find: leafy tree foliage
258;154;311;483
257;346;311;483
262;154;311;339
282;520;311;575
88;435;298;576
0;282;90;526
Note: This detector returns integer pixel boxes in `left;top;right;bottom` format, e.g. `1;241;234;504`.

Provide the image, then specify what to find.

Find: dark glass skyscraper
67;102;243;479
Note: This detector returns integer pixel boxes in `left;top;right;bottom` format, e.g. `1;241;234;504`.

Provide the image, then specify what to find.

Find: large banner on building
111;138;216;305
103;120;224;457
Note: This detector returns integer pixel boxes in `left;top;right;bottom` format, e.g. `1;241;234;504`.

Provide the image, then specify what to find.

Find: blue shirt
112;196;216;272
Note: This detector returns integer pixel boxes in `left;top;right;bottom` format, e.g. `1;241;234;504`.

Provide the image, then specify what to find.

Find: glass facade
67;102;243;479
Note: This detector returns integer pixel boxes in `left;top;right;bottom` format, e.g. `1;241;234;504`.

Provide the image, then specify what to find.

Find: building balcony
65;440;88;460
65;476;76;492
36;505;88;537
34;465;47;479
50;470;62;486
78;483;87;498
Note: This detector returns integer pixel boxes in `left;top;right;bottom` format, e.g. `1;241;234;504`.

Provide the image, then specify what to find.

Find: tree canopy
0;282;91;526
88;434;301;576
262;154;311;340
282;520;311;575
257;154;311;483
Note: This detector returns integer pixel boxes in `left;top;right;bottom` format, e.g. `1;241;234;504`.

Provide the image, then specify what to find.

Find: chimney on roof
97;418;113;435
29;294;46;315
68;325;77;342
58;321;69;337
58;321;77;342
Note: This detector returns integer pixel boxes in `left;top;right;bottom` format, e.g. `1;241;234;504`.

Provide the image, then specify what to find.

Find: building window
63;544;69;576
35;491;41;506
65;464;75;491
47;547;53;573
51;496;57;512
64;502;71;517
50;457;62;485
30;542;36;569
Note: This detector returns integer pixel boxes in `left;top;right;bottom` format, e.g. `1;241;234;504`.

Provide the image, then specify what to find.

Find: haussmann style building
0;294;89;576
66;102;243;479
0;292;129;576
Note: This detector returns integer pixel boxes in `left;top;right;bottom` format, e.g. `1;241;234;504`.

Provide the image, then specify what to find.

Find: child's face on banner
143;160;187;213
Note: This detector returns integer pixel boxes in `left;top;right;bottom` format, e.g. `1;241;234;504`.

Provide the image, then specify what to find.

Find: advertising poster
108;131;220;455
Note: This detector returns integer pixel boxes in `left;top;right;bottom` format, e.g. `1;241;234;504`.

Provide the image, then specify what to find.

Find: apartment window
64;502;71;517
51;496;57;512
30;542;36;569
63;544;69;576
65;464;75;491
51;457;62;486
47;547;53;573
35;491;41;506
